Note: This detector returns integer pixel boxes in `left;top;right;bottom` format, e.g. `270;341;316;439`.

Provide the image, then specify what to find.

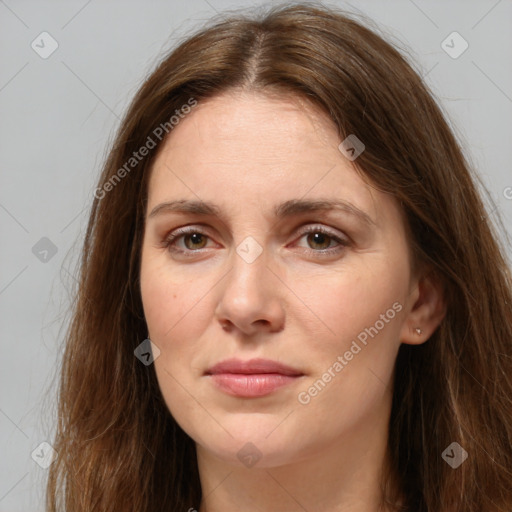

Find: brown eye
306;232;334;250
294;225;349;258
183;232;208;250
163;227;214;255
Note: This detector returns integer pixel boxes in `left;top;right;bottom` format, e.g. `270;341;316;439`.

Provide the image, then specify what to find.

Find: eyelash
162;224;349;258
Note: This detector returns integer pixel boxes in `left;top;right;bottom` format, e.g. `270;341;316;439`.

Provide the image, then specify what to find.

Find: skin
139;90;445;511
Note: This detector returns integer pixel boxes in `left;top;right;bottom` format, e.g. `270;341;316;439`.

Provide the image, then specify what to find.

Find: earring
414;327;422;335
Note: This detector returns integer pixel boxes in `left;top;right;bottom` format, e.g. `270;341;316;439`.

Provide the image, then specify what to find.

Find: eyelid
291;224;350;257
294;223;349;242
163;224;217;248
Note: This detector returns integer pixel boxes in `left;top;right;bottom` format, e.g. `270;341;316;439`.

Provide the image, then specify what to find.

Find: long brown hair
45;2;512;510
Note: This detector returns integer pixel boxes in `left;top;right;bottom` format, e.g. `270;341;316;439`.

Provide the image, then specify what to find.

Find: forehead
146;90;397;227
157;90;339;163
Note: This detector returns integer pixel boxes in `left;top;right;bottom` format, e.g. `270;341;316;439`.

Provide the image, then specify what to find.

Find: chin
191;419;311;470
199;437;303;469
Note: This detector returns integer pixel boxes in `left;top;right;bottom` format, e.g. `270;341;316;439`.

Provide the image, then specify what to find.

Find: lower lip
208;373;302;397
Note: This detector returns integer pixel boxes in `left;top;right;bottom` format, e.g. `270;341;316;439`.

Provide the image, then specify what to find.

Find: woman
45;3;512;511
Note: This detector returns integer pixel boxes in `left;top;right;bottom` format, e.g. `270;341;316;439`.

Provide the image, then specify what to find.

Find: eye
163;226;214;255
293;225;349;257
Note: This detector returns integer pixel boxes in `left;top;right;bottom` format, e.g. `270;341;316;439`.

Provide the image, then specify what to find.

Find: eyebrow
148;198;375;227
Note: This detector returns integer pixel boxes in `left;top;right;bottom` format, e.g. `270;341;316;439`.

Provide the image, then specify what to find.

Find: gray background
1;0;511;509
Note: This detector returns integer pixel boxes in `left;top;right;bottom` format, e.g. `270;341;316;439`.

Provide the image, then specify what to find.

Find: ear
400;268;447;345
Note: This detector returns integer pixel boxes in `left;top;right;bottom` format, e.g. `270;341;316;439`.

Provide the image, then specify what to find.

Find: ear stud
414;327;422;335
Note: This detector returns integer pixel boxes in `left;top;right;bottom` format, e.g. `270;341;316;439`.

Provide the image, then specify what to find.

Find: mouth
204;358;305;398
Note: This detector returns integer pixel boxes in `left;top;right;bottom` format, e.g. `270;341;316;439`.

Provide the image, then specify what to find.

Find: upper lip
205;358;303;376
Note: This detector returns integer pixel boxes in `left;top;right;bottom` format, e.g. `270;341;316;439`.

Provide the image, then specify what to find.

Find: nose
214;246;285;337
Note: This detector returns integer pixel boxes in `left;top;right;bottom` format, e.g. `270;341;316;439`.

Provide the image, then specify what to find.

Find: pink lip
205;358;304;398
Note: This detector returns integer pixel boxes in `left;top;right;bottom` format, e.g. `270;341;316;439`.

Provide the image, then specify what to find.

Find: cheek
291;262;405;352
140;278;177;340
290;262;405;410
139;256;214;392
140;260;206;430
140;257;206;342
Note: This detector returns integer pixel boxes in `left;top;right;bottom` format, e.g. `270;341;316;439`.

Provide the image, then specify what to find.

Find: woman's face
140;90;420;468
